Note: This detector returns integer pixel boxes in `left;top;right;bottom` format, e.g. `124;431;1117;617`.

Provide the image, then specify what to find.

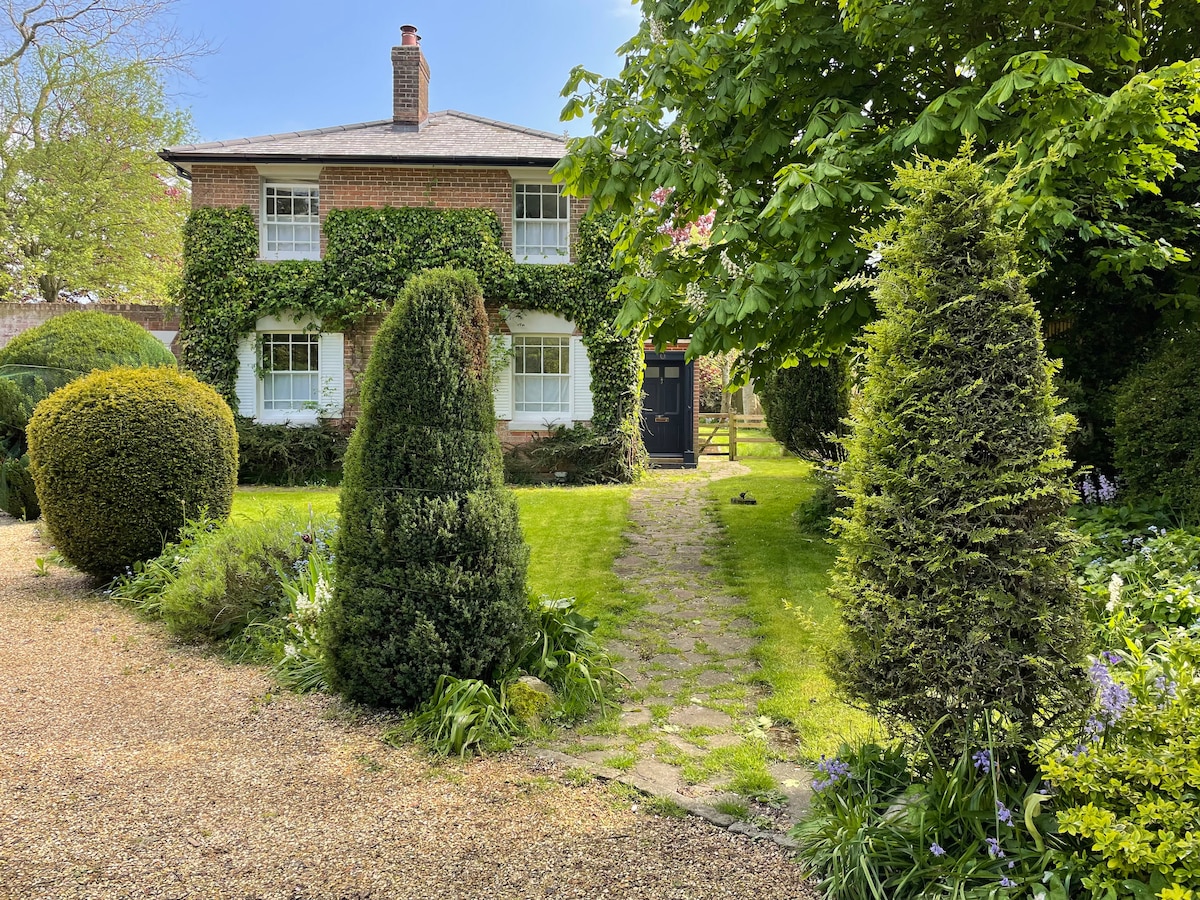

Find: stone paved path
547;460;813;839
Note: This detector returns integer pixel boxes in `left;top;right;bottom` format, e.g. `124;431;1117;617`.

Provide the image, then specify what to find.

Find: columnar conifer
830;155;1086;751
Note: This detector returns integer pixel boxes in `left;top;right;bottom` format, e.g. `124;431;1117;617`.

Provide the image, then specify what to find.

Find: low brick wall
0;303;182;356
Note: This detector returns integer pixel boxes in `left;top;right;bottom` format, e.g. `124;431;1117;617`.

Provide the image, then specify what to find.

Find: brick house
160;26;699;465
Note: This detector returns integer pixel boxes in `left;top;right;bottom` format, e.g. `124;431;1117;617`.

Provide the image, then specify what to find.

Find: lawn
707;456;878;760
231;483;639;629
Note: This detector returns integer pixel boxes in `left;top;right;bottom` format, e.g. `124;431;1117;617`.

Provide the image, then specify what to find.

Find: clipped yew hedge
324;268;531;709
26;366;237;576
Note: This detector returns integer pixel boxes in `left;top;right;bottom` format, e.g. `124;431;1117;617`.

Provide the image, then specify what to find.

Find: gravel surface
0;522;819;900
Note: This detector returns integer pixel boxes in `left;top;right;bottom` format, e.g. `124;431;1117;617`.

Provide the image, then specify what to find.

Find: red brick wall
318;166;516;254
0;304;181;355
190;165;261;226
189;164;588;263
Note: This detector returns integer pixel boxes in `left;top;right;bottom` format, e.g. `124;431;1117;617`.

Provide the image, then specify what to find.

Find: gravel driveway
0;522;818;900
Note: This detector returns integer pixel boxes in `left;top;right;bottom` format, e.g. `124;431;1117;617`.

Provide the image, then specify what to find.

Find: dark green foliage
760;356;850;461
830;155;1086;752
25;366;237;577
178;206;643;479
503;423;633;484
1113;329;1200;520
324;269;532;710
0;454;38;520
235;418;347;486
158;513;312;644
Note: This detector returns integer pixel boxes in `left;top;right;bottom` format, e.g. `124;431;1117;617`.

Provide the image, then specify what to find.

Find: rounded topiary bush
324;268;531;710
760;355;850;461
26;366;237;577
0;310;176;422
1113;330;1200;518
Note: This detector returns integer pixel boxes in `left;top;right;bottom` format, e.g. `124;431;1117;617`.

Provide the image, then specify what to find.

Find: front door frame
641;350;696;466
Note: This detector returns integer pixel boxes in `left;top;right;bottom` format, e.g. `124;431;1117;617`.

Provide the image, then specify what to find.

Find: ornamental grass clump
830;153;1086;754
323;268;531;709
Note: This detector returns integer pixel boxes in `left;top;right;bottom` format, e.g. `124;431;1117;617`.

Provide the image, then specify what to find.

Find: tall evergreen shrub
830;155;1085;752
1112;329;1200;519
323;268;531;709
760;355;850;461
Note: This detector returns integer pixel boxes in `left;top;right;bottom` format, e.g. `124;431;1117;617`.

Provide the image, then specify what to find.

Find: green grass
708;457;878;760
513;484;643;633
232;482;641;632
232;486;339;521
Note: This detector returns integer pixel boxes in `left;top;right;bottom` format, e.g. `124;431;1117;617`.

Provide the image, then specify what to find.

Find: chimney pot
392;26;430;127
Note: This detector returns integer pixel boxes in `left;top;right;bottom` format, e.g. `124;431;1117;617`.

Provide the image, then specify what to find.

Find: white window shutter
493;334;513;420
318;332;345;419
570;336;593;422
235;335;258;419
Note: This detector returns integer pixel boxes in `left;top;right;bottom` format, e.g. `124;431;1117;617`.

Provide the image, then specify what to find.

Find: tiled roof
160;110;569;168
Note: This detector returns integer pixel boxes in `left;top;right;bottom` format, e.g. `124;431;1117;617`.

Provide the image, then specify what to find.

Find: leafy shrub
503;423;632;484
26;366;236;577
695;354;725;413
270;532;335;693
235;418;348;486
324;268;531;709
1113;329;1200;520
1043;636;1200;900
518;597;623;717
760;355;850;461
386;676;518;758
830;155;1085;752
793;461;849;533
795;740;1080;900
157;512;322;644
0;454;38;521
1077;527;1200;639
108;514;220;619
0;310;176;517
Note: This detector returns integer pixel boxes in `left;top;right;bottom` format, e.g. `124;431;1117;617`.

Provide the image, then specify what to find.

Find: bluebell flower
996;801;1013;826
1000;876;1015;888
972;749;992;774
986;837;1005;858
930;842;945;857
812;755;851;791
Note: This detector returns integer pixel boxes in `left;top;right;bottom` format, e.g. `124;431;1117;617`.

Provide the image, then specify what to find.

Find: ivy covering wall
178;205;643;480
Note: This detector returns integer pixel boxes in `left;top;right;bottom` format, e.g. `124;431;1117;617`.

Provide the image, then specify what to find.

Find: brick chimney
391;24;430;128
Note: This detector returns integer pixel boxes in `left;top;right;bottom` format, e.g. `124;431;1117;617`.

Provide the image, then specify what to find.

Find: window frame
260;182;321;261
258;330;322;424
511;333;572;418
512;181;570;265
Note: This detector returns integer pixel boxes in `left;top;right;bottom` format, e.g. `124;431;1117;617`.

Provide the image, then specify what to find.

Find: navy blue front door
642;353;691;456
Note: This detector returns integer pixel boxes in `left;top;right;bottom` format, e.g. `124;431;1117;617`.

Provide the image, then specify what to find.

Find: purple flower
986;837;1005;858
812;755;852;791
972;749;992;774
1000;876;1015;888
1097;473;1118;503
1102;651;1121;666
930;842;945;857
1080;477;1097;504
996;801;1013;826
1088;658;1132;730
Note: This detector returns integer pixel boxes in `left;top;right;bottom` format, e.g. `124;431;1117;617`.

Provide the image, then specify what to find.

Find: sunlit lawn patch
708;457;878;760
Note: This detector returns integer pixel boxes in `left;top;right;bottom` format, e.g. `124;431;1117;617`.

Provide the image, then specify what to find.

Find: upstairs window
514;183;569;264
262;184;320;260
513;335;571;414
261;332;319;413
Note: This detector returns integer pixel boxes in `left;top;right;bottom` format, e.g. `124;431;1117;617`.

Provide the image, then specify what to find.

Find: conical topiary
829;154;1086;752
323;268;531;709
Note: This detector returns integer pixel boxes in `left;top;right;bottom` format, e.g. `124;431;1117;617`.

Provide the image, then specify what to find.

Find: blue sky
166;0;640;143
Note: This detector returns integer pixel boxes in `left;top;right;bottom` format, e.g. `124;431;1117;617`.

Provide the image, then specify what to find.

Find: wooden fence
697;413;777;461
